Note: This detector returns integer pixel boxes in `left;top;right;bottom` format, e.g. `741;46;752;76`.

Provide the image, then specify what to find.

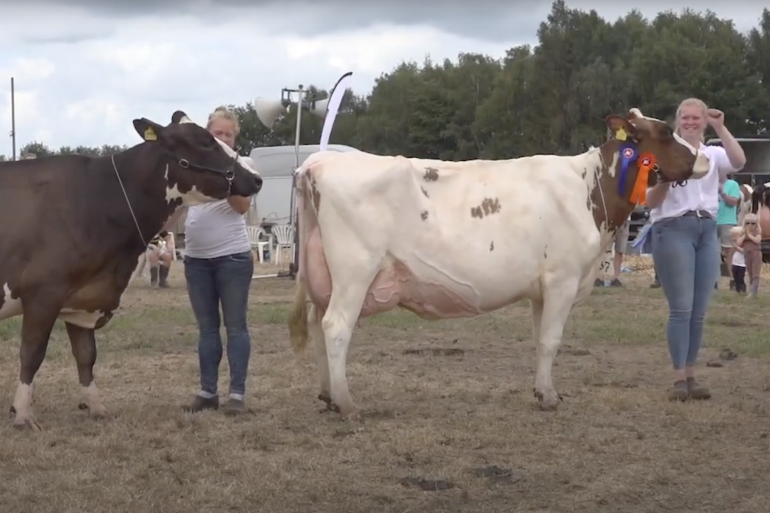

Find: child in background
737;213;762;298
729;226;746;295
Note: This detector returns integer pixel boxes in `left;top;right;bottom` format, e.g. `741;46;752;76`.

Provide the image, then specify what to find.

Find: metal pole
10;77;16;161
288;85;304;278
252;85;306;281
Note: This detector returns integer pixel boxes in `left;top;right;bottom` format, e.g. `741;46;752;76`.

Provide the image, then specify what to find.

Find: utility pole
10;77;17;161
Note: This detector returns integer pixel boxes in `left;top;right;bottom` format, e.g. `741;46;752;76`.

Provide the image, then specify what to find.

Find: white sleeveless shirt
183;200;251;259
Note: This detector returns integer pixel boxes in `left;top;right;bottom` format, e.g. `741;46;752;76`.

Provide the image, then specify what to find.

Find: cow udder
305;228;481;320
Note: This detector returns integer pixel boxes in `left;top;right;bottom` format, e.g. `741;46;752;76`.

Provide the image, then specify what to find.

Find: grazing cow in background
0;111;263;430
287;108;710;421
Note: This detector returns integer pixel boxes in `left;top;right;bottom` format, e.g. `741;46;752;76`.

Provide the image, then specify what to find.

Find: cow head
132;112;262;206
605;108;710;186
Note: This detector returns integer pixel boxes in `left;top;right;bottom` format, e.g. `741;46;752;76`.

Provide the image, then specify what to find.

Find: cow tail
288;275;310;353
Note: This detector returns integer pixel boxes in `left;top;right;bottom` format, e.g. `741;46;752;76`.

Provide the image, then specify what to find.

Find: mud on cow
0;111;262;430
287;108;710;420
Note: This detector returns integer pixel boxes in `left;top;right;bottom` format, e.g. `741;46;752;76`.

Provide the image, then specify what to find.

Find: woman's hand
707;109;725;130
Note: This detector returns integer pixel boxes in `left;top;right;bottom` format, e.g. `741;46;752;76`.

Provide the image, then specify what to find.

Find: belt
682;210;713;220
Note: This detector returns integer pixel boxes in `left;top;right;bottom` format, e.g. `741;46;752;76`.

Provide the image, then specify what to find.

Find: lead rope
594;162;609;233
111;154;152;247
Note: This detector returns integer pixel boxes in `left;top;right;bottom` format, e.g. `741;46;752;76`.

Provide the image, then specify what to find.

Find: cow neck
108;143;174;253
584;140;641;248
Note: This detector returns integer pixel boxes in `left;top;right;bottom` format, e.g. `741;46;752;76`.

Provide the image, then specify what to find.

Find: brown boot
223;396;246;416
668;380;688;401
158;265;170;288
687;377;711;400
183;394;219;413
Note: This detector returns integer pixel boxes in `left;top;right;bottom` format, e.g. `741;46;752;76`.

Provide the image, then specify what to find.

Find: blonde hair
674;97;707;142
729;225;744;237
206;106;240;136
743;213;759;225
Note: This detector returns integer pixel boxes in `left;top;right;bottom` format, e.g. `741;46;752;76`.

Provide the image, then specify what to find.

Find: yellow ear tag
144;127;157;141
615;127;627;141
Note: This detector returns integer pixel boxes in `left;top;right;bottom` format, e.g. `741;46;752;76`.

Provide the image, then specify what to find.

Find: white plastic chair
271;224;294;266
246;226;271;263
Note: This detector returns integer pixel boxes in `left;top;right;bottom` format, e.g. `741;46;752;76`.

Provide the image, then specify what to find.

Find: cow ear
132;118;165;143
605;115;636;142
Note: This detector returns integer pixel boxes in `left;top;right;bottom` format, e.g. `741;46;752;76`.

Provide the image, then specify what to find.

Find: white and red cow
287;108;710;420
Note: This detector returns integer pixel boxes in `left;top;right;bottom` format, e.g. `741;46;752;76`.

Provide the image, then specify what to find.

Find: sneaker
183;394;219;413
609;278;623;287
686;378;711;400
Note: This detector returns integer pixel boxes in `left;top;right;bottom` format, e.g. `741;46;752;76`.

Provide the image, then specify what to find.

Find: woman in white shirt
183;106;255;415
646;98;746;402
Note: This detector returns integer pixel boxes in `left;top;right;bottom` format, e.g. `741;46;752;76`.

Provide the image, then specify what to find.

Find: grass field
0;261;769;513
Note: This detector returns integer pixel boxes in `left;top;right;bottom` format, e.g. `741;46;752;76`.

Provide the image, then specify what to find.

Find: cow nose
254;175;263;193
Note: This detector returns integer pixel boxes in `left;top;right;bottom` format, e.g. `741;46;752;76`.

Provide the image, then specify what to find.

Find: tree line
3;2;770;163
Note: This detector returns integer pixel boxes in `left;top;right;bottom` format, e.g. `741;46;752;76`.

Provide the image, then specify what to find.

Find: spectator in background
147;230;174;288
737;213;762;299
646;97;745;402
609;216;630;287
716;174;741;290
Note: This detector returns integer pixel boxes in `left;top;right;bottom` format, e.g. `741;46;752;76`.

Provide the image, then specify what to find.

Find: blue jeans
651;215;719;370
184;251;254;396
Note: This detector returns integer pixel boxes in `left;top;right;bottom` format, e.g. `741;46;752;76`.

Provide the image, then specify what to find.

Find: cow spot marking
420;186;429;198
307;174;322;212
421;210;428;221
470;197;502;219
489;241;494;251
423;167;439;182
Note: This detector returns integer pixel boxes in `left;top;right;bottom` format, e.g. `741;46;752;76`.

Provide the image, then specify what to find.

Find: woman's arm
227;195;252;215
644;182;669;209
713;125;746;180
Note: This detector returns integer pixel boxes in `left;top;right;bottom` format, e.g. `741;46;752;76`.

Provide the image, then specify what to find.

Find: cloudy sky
0;1;764;156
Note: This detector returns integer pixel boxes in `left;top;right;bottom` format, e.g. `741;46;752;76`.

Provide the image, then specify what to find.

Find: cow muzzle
690;150;710;180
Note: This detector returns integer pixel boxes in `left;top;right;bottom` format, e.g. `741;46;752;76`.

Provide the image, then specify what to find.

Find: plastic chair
270;224;295;265
246;226;271;263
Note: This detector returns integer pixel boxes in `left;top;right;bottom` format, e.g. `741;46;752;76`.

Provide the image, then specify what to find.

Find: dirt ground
0;261;769;513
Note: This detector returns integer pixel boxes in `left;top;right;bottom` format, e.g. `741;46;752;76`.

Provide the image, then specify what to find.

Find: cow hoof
13;419;41;432
79;402;108;420
9;405;16;416
318;393;332;406
535;390;562;411
339;407;361;423
89;408;109;420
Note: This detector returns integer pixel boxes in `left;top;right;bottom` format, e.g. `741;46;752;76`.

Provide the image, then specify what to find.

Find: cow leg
11;302;61;431
322;271;379;421
65;323;107;419
533;281;578;411
529;298;544;400
308;304;332;409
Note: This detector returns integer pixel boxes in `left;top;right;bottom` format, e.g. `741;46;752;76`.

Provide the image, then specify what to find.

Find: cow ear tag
615;127;627;141
144;127;157;141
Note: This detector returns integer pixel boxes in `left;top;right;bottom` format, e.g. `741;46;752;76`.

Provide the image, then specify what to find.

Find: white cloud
0;1;765;157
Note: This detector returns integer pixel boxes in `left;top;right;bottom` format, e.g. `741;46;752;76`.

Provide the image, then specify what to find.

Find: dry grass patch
0;267;768;512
